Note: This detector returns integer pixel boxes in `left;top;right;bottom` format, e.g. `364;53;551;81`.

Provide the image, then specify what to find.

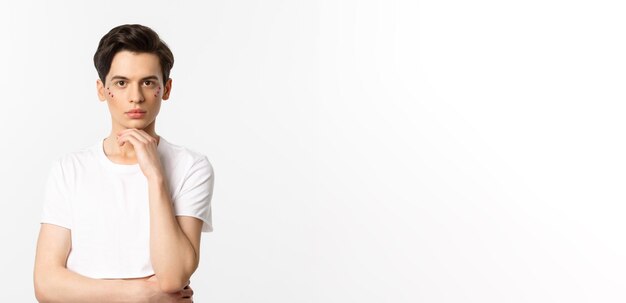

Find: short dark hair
93;24;174;86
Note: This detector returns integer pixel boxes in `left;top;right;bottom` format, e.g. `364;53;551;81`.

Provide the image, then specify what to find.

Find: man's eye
143;80;153;86
116;80;126;86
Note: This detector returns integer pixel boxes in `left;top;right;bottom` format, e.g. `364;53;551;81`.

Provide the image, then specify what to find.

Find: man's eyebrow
110;75;160;81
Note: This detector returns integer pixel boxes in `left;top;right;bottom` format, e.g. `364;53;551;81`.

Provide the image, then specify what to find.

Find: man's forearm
147;176;197;293
36;267;143;303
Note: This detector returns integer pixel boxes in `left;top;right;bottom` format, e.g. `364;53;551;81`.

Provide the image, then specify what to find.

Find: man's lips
126;109;146;113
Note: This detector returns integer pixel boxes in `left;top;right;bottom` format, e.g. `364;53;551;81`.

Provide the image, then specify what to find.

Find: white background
1;0;625;302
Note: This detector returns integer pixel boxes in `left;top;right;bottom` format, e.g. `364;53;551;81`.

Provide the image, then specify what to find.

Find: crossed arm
34;223;146;302
147;176;202;293
33;176;204;302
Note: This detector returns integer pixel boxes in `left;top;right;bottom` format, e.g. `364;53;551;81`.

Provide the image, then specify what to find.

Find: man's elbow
34;285;49;303
158;271;194;293
158;278;189;294
157;257;198;293
34;273;52;303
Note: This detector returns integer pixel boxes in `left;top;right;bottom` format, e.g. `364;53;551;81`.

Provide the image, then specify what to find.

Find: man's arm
34;223;145;303
115;129;203;293
147;176;202;293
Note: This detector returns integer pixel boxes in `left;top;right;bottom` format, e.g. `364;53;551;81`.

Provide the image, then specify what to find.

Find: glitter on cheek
154;86;161;97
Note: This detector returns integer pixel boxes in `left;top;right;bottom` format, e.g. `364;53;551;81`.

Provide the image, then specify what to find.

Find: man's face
97;50;172;131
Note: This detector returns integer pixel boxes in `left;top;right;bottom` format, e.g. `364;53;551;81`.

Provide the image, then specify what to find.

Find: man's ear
162;78;173;101
96;79;106;102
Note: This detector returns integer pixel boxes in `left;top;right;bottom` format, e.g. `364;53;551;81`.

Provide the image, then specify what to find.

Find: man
33;24;214;302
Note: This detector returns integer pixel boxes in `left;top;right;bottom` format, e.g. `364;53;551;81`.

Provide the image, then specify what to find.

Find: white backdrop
2;0;625;302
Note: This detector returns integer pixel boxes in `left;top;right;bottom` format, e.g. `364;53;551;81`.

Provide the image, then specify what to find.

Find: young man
33;24;214;302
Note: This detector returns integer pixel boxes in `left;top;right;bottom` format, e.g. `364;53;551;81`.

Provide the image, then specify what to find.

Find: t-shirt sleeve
172;155;214;233
40;159;73;230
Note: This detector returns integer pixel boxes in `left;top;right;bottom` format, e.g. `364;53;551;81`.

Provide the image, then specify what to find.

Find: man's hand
137;274;194;303
116;128;164;180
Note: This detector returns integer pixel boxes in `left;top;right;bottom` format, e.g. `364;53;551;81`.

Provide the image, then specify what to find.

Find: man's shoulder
160;138;213;176
160;137;208;163
51;141;99;169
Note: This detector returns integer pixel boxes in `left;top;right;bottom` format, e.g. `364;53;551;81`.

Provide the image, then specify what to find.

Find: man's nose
129;83;145;103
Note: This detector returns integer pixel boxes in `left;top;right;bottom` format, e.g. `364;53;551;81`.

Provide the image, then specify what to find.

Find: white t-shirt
40;136;214;279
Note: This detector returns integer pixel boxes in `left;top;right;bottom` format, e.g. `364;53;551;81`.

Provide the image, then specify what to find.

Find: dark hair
93;24;174;86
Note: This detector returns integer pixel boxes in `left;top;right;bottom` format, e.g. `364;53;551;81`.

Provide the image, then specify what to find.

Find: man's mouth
126;109;147;113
